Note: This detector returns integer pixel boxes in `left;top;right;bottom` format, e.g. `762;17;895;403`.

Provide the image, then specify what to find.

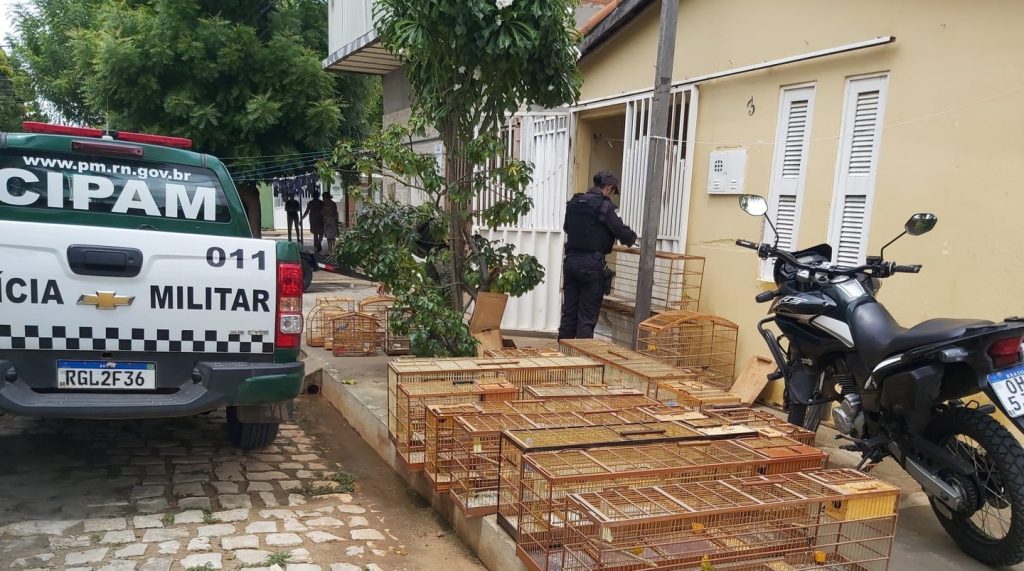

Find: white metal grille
835;194;868;267
618;90;692;253
781;101;809;179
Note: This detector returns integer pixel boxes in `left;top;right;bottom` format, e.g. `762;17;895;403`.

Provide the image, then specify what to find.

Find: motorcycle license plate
987;365;1024;418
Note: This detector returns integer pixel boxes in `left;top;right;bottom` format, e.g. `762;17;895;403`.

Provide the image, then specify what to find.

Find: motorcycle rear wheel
925;407;1024;566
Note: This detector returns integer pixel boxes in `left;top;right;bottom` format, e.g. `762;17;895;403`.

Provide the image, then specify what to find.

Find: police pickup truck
0;122;305;449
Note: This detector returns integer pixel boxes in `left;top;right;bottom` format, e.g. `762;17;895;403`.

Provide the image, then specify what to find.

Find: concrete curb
303;351;524;571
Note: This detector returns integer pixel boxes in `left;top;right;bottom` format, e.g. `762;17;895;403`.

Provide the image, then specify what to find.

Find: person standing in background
302;192;325;252
321;192;340;252
558;170;637;340
285;193;302;243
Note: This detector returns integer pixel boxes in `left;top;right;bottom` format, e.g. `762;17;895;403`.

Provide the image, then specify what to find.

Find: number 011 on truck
0;122;305;449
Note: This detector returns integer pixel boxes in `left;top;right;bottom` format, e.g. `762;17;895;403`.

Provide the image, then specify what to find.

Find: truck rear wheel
226;406;280;449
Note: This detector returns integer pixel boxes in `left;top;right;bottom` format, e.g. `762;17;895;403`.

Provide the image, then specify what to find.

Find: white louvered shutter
762;85;815;279
828;75;889;267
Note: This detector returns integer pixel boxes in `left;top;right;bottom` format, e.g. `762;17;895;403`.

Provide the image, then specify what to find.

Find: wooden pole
632;0;679;348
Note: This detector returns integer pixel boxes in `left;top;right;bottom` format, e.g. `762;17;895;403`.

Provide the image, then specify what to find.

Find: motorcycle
735;194;1024;566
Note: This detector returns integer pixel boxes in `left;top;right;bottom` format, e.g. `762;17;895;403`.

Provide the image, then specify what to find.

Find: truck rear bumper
0;359;304;419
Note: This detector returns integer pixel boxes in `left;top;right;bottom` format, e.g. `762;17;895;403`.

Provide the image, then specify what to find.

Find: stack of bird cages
485;348;566;358
637;311;739;389
524;385;647;400
598;247;706;346
449;410;659;516
394;380;515;470
305;300;355;347
513;438;828;571
657;379;742;409
329;311;383;356
496;422;704;528
425;394;661;488
558;339;697;399
704;406;817;445
424;403;481;491
383;307;412;356
560;469;899;571
386;357;605;437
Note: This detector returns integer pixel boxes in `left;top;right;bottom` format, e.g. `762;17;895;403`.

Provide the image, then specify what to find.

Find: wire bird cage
386;357;605;438
657;379;742;409
383;307;412;356
448;410;658;517
704;406;818;446
559;469;899;571
305;301;356;347
485;348;566;358
524;385;647;399
425;392;665;488
597;247;706;347
513;438;828;571
358;295;396;340
559;339;696;399
496;422;706;529
637;311;739;389
394;380;517;470
424;403;480;491
329;311;382;356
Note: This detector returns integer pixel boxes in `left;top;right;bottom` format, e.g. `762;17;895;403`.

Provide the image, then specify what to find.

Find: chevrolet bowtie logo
78;291;135;310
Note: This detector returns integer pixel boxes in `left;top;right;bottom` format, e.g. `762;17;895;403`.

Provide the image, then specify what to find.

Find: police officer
558;170;637;340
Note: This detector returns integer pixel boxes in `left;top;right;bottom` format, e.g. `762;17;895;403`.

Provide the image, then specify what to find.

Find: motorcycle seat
850;302;992;369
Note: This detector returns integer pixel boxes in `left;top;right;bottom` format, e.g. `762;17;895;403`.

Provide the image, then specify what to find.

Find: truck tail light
276;262;304;349
988;336;1023;369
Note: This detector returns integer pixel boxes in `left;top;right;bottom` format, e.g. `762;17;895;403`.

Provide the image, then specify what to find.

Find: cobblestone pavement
0;397;483;571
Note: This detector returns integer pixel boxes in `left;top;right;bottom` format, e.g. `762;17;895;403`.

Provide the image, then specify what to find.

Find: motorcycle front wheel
786;400;830;433
925;407;1024;566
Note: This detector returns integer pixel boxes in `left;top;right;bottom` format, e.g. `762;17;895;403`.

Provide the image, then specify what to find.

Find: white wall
328;0;376;55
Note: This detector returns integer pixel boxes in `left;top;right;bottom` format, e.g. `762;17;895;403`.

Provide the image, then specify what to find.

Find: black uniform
558;187;637;340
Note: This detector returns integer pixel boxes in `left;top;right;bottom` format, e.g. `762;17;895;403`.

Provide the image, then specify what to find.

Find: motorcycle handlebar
735;238;923;278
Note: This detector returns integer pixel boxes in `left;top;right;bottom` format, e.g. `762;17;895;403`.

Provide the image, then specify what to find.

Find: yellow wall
576;0;1024;377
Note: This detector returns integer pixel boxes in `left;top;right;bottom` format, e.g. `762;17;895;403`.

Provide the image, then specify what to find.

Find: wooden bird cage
305;303;354;347
514;438;827;571
424;394;658;491
383;307;412;356
329;311;382;356
524;385;646;400
395;379;519;470
558;339;696;399
560;469;898;571
449;409;662;517
358;295;396;332
496;422;706;529
704;406;817;445
385;357;605;438
657;379;742;409
597;247;706;347
638;310;739;389
484;348;566;358
316;296;356;309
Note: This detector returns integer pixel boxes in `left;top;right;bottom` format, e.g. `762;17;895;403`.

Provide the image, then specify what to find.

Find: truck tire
226;406;280;449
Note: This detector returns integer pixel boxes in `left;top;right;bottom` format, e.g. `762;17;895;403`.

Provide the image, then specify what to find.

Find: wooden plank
729;355;776;405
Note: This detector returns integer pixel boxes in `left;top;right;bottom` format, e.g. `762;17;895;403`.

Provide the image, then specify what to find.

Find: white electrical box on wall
707;149;747;194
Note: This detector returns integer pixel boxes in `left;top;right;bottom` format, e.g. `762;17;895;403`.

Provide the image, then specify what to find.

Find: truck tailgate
0;219;276;354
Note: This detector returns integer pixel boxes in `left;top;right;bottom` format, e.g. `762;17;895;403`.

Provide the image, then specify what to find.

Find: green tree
0;49;39;131
328;0;581;356
12;0;381;233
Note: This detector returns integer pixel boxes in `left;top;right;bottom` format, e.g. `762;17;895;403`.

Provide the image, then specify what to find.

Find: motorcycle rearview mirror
879;213;939;260
738;194;781;249
738;194;768;217
906;213;938;236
